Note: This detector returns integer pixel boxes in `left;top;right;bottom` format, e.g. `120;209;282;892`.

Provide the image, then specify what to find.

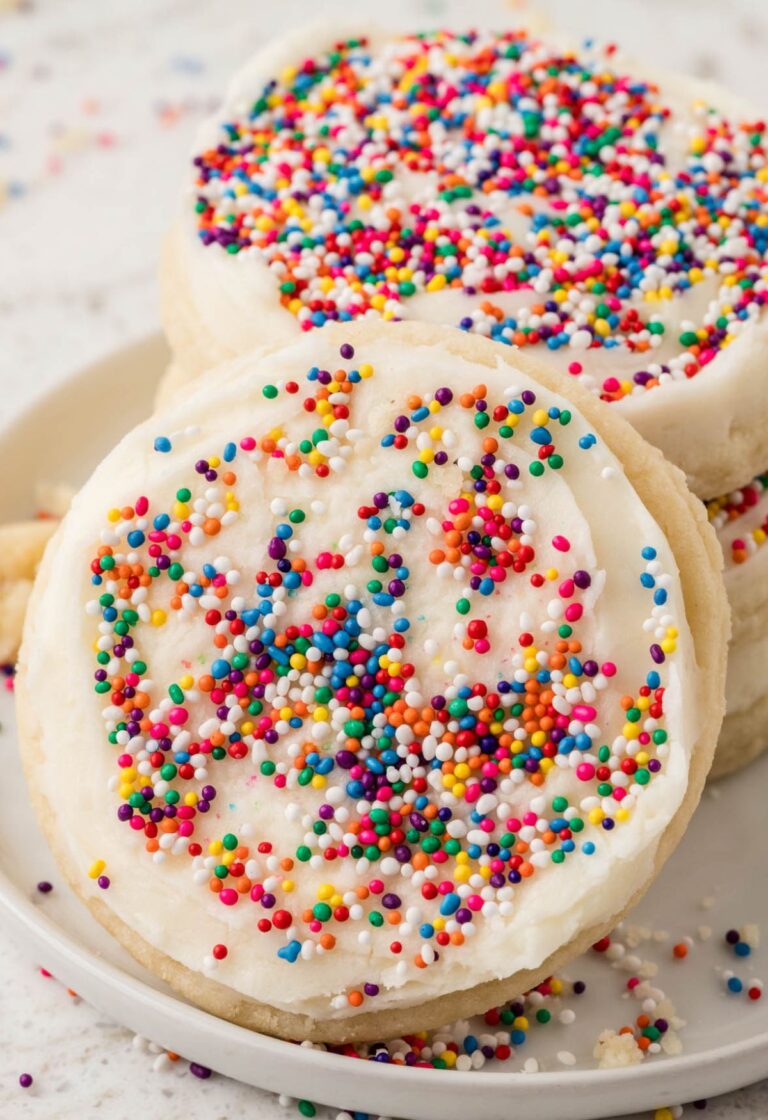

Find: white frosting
170;23;768;495
23;329;697;1023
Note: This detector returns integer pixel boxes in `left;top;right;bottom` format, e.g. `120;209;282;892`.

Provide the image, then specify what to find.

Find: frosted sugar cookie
707;472;768;777
18;322;727;1042
161;26;768;496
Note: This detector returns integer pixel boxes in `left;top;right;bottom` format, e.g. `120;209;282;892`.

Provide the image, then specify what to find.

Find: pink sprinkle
564;603;583;622
219;889;239;906
602;661;617;677
168;707;188;726
576;763;595;781
552;535;570;552
240;436;256;451
572;704;596;721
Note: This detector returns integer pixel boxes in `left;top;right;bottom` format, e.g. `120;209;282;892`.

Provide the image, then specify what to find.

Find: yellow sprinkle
88;860;106;879
151;609;167;627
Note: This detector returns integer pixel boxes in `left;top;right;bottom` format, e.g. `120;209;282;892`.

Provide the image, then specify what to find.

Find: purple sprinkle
36;881;53;894
189;1062;212;1080
340;342;354;359
19;1074;33;1089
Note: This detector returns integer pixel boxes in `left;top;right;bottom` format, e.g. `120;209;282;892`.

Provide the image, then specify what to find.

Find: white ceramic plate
1;338;767;1120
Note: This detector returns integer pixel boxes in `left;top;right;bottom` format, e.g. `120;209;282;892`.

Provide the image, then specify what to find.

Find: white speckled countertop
1;1;767;1117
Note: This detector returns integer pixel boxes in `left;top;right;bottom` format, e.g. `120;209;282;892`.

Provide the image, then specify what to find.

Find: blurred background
1;2;767;1117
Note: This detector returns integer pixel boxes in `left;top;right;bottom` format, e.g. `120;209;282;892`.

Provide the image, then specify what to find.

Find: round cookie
161;24;768;497
707;472;768;777
17;322;728;1043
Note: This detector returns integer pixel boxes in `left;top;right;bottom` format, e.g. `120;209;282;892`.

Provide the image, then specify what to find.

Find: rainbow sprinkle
706;470;768;564
190;30;768;400
80;338;687;1014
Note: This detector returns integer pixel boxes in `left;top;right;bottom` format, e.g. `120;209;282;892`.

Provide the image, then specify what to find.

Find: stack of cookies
13;23;767;1043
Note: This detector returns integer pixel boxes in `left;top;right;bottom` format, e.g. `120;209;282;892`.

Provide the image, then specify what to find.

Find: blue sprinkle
727;976;744;993
277;940;302;963
582;841;596;855
735;942;752;957
530;426;552;445
223;441;236;462
154;436;172;453
211;658;230;679
439;892;461;916
578;433;597;450
641;546;657;560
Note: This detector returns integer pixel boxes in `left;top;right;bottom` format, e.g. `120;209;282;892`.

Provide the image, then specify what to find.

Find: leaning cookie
161;24;768;497
18;322;727;1043
0;519;59;664
707;472;768;777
